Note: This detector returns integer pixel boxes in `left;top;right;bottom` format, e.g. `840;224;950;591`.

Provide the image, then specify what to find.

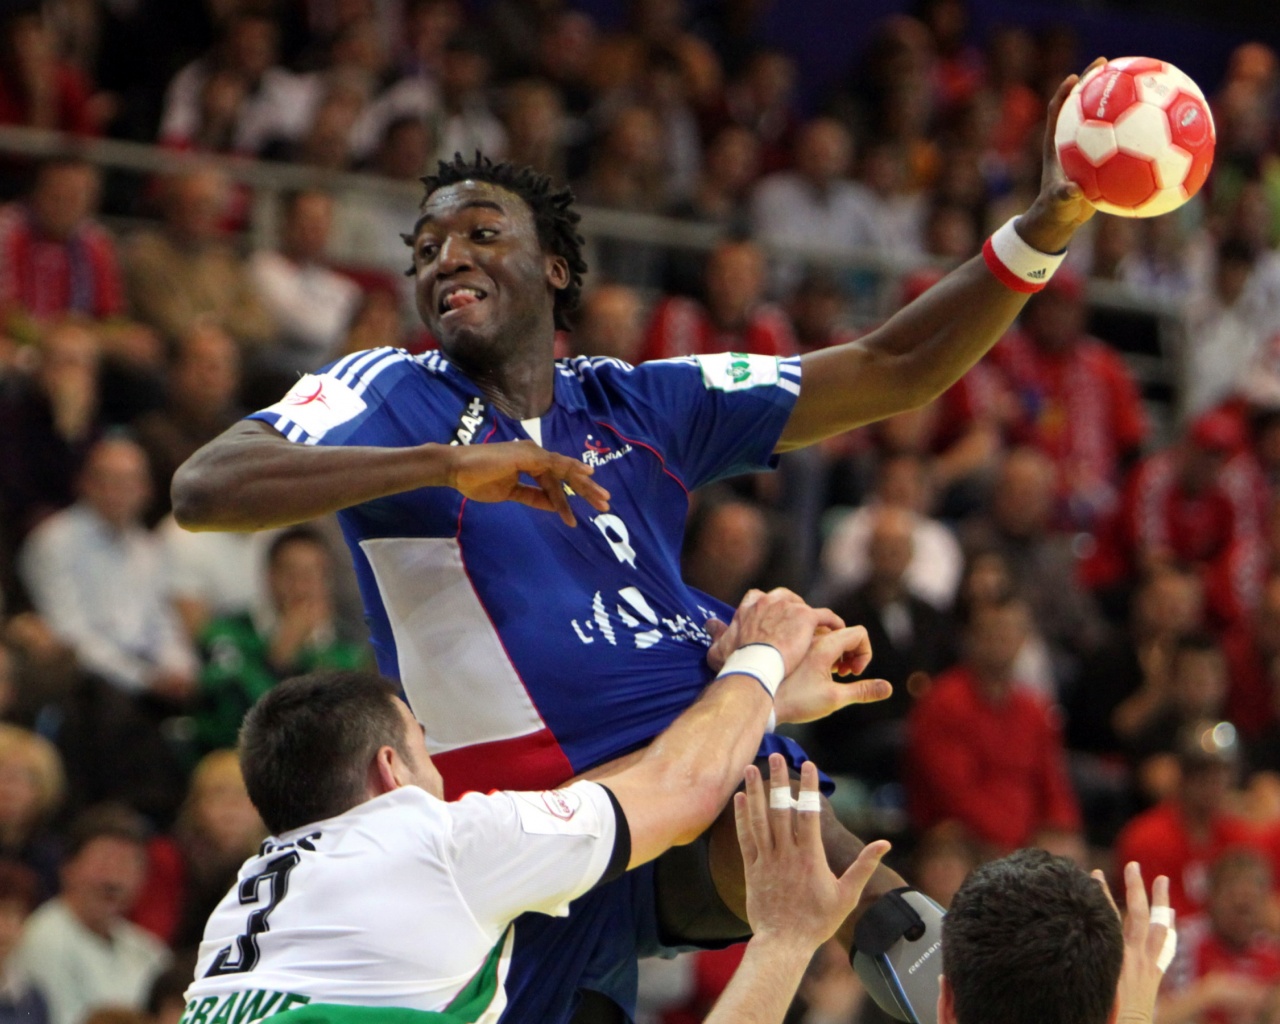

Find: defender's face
410;181;567;363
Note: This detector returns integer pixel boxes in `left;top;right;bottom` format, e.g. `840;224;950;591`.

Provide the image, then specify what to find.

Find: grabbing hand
1093;862;1173;1024
1018;59;1107;254
735;756;890;952
774;625;892;725
718;589;845;678
444;439;611;527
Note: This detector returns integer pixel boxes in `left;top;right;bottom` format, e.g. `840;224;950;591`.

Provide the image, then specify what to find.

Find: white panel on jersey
262;373;367;439
696;352;780;392
360;537;546;752
521;417;543;447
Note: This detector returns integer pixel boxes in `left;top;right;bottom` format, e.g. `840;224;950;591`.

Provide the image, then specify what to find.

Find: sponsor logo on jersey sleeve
513;788;600;836
264;374;367;438
696;352;781;392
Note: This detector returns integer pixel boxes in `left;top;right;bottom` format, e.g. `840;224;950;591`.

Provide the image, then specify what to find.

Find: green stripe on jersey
259;927;511;1024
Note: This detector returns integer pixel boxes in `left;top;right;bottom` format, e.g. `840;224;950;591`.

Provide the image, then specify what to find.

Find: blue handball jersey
249;347;801;798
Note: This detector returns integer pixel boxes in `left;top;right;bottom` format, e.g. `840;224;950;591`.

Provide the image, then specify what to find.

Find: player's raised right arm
172;420;610;532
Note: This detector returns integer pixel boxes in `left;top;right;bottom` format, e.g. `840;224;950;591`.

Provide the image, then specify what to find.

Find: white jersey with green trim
181;782;620;1024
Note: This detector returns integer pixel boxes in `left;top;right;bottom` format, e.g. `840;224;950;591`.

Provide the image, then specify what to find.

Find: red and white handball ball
1054;57;1216;218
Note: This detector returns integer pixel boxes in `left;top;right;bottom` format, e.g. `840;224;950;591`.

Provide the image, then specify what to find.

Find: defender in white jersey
182;591;889;1024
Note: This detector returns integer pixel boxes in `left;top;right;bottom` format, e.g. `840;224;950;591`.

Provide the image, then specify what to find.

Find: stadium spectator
960;446;1105;666
589;0;722;112
0;860;48;1024
159;12;314;155
0;159;121;329
433;31;507;165
15;805;169;1024
991;269;1148;532
500;78;568;184
0;11;98;136
817;452;964;609
810;505;957;785
750;117;879;290
0;724;65;903
905;593;1083;854
704;49;800;175
18;435;197;701
248;190;361;378
122;168;275;350
1119;413;1263;630
329;115;430;284
193;527;367;753
860;139;927;261
1159;847;1280;1024
640;238;796;361
786;270;857;355
681;494;772;606
571;285;646;363
1124;634;1232;801
580;103;668;287
1068;564;1204;756
1114;720;1263;919
951;547;1059;698
0;320;102;543
132;325;243;525
130;750;264;951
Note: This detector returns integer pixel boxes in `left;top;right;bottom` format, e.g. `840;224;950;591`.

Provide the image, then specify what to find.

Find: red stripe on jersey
434;728;575;800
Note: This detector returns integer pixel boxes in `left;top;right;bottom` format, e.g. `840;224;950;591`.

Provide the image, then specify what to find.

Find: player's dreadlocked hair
403;152;588;330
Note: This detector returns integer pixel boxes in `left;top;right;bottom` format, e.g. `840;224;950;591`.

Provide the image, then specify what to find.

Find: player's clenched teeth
439;286;488;314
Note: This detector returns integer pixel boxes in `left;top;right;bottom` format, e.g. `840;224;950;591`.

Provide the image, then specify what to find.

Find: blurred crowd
2;0;1280;1023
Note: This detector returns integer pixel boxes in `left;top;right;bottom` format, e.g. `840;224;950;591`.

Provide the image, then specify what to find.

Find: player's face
411;181;568;367
392;697;445;799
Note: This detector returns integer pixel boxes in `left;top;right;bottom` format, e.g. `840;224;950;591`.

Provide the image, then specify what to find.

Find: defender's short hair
943;849;1123;1024
239;670;413;834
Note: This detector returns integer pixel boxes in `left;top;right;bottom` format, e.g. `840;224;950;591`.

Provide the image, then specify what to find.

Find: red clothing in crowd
905;665;1081;851
0;204;124;320
0;65;97;135
1118;450;1264;627
1113;801;1263;919
639;296;797;362
1174;919;1280;1024
991;330;1147;524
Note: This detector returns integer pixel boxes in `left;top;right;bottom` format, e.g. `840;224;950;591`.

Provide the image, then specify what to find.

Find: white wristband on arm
982;216;1068;293
717;643;785;698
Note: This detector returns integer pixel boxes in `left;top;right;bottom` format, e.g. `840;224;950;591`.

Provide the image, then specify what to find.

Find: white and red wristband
982;216;1068;293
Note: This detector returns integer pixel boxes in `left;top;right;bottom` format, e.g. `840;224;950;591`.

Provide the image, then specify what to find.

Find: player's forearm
614;674;773;867
703;934;814;1024
779;259;1026;448
172;421;456;531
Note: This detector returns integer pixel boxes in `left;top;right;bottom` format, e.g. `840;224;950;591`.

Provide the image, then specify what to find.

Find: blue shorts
500;734;830;1023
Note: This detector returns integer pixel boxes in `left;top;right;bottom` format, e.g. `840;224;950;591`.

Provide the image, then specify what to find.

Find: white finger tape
795;791;822;813
1150;906;1177;972
769;786;793;810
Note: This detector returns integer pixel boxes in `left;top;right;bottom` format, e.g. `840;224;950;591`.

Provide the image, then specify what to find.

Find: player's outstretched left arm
776;64;1102;450
703;758;891;1024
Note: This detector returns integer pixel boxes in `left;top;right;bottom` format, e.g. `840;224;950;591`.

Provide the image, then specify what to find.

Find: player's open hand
774;625;892;725
735;756;890;953
1019;59;1106;254
1092;862;1174;1024
444;439;610;527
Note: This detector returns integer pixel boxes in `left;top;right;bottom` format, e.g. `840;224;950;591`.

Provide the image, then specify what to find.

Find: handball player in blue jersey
175;67;1100;1024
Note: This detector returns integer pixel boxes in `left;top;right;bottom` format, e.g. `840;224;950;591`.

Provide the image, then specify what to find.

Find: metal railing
0;124;1189;427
